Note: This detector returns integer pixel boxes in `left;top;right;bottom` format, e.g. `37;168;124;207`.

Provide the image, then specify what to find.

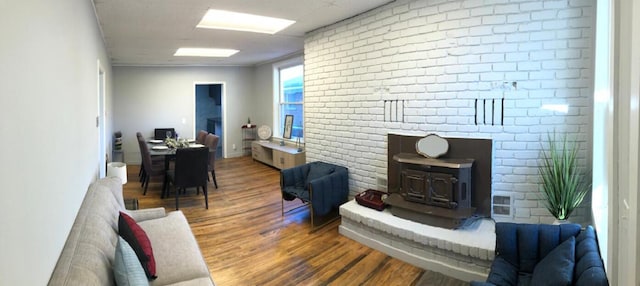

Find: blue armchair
471;222;608;286
280;161;349;229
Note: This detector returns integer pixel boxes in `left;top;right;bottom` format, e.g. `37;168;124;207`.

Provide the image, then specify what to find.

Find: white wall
113;66;254;160
0;1;112;284
304;0;595;224
252;63;277;128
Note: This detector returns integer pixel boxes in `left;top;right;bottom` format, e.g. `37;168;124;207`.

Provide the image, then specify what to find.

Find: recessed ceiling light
174;48;239;57
197;9;295;34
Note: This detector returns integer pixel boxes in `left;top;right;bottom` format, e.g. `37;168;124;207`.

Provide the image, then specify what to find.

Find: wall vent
492;195;512;217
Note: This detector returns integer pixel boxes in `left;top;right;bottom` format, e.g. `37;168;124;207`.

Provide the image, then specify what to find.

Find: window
274;59;303;139
591;0;613;271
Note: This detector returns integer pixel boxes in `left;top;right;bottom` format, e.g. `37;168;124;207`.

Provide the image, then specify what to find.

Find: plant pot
552;219;571;225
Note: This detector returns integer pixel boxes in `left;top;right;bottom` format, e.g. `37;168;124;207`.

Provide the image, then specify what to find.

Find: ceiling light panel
174;48;239;57
197;9;295;34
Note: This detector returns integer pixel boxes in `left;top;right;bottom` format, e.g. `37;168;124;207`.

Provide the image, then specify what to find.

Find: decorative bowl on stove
416;133;449;158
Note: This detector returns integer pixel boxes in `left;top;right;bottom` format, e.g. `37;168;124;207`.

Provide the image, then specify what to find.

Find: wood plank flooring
123;156;467;286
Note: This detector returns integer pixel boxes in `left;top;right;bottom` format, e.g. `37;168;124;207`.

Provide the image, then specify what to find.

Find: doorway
195;83;224;159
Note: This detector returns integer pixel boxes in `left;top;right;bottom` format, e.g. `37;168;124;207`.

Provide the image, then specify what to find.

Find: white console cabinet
251;141;305;170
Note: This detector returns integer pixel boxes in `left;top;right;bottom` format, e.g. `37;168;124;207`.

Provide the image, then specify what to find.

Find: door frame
97;60;107;179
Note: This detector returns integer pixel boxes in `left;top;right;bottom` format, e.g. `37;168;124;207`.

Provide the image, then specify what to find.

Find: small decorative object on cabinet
242;124;256;156
257;125;272;141
112;131;124;162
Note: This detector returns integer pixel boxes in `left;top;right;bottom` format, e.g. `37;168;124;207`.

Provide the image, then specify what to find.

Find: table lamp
107;162;128;184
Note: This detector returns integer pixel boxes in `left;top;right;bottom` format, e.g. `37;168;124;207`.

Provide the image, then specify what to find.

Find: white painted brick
494;4;519;14
505;52;528;62
458;73;479;82
520;2;543;11
494;44;518;54
304;0;595;225
517;62;541;71
532;10;558;21
482;15;506;25
481;53;505;62
556;69;581;79
545;0;568;9
457;54;480;64
482;34;506;44
493;24;519;34
530;31;556;41
426;13;446;24
470;6;493;17
542;60;567;69
519;42;543;51
470;25;493;36
480;72;504;81
506;33;529;43
519;21;542;32
493;63;516;71
460;17;482;27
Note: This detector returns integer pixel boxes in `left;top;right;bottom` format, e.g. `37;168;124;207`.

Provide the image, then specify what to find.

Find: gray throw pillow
114;236;150;286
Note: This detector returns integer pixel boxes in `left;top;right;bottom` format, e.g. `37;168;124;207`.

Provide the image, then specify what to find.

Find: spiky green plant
538;133;590;220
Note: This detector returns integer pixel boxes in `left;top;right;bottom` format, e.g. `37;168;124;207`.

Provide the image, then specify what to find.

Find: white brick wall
304;0;595;224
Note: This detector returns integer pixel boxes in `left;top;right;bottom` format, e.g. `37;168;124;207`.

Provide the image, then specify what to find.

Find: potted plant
538;132;590;221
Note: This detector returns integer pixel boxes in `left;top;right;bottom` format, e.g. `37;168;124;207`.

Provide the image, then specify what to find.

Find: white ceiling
93;0;394;66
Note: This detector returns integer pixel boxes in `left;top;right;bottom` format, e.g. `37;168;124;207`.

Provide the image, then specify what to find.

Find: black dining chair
204;133;219;188
196;130;208;144
139;138;166;195
164;147;209;209
136;132;164;185
154;128;176;140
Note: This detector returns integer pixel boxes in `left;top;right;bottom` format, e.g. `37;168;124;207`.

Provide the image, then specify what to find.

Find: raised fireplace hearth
339;200;494;282
386;134;492;229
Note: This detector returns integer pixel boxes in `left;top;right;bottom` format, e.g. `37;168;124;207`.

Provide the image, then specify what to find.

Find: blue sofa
280;161;349;228
471;222;608;286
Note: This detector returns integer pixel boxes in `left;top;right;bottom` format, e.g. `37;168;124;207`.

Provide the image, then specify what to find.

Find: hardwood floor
123;156;467;286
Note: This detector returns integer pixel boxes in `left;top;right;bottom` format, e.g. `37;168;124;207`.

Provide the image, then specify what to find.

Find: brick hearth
339;200;495;282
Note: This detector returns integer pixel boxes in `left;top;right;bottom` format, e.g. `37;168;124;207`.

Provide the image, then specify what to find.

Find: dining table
147;138;206;166
146;138;207;198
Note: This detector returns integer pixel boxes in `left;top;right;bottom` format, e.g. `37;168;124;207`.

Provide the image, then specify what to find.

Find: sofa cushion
485;256;518;286
119;211;157;279
138;211;212;286
531;236;575;286
114;236;150;286
574;226;609;286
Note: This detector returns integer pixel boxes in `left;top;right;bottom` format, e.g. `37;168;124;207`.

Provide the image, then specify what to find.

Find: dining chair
139;138;166;195
136;132;146;180
164;147;209;209
196;130;208;144
204;133;220;188
154;128;176;140
137;132;164;183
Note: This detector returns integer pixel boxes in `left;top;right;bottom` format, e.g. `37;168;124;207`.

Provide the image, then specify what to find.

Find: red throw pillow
118;211;157;279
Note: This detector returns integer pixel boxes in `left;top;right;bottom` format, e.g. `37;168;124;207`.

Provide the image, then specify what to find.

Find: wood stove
385;134;492;229
400;159;472;209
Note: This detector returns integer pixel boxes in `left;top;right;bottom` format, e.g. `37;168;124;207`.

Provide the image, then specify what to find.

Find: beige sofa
48;177;215;286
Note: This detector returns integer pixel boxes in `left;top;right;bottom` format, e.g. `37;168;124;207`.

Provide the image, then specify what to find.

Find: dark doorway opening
195;83;223;158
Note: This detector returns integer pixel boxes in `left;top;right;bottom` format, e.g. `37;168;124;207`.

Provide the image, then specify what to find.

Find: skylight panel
174;48;239;57
197;9;295;34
